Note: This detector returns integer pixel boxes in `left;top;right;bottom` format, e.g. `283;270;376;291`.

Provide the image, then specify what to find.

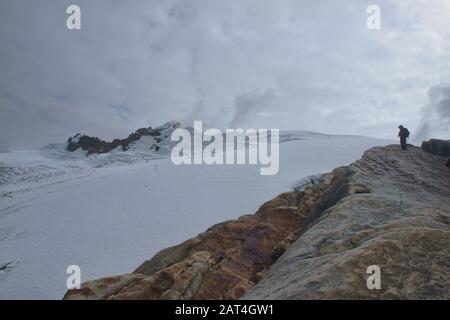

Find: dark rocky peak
66;121;180;155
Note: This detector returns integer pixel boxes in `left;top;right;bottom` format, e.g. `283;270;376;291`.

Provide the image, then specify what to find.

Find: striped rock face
244;145;450;300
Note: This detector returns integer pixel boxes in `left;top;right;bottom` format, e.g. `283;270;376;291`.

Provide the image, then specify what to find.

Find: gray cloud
1;0;450;150
415;84;450;142
230;88;279;128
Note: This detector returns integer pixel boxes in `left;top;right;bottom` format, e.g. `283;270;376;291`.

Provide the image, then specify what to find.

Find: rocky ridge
64;142;450;300
66;121;180;155
421;139;450;157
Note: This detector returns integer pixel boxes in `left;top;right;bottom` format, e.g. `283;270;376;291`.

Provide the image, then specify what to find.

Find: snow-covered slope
0;131;392;299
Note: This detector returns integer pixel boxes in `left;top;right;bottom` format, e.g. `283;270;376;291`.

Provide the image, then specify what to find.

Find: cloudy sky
0;0;449;150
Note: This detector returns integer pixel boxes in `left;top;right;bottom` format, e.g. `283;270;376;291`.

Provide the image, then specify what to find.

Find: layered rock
64;144;450;300
244;144;450;299
64;164;362;299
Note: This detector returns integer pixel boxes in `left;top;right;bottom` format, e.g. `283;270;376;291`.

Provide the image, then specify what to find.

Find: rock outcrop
66;121;180;155
421;139;450;158
64;144;450;300
244;144;450;299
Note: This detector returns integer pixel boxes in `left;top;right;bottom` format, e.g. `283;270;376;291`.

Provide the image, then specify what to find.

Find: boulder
421;139;450;157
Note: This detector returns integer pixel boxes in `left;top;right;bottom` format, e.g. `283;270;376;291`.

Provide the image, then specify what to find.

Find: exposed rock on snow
292;173;324;192
66;121;180;155
64;144;450;300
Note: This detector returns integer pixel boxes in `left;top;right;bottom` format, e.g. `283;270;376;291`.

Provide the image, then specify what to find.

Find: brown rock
244;145;450;300
64;168;348;300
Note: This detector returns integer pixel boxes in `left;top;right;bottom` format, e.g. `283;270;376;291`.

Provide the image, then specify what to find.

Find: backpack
404;128;410;138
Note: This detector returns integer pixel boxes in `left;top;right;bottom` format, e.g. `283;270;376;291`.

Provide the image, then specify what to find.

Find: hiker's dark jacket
398;128;409;138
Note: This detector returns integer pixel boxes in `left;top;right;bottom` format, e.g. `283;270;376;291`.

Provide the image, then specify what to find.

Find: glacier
0;130;392;299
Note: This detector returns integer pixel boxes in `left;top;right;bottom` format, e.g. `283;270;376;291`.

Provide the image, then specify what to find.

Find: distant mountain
65;120;349;157
66;121;180;155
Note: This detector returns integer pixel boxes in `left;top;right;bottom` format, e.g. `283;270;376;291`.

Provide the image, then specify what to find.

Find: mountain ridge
66;121;180;155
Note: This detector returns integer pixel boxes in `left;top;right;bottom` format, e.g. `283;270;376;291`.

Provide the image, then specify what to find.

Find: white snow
0;132;392;299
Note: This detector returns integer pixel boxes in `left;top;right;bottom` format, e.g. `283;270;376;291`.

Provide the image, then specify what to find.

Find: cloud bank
415;84;450;142
0;0;449;149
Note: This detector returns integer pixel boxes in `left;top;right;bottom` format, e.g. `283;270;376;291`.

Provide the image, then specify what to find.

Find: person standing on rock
398;125;410;150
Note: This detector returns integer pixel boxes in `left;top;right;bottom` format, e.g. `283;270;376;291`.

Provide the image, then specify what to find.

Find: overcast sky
0;0;449;150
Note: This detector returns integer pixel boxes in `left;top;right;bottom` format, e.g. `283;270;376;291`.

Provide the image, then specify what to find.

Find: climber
398;125;410;150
